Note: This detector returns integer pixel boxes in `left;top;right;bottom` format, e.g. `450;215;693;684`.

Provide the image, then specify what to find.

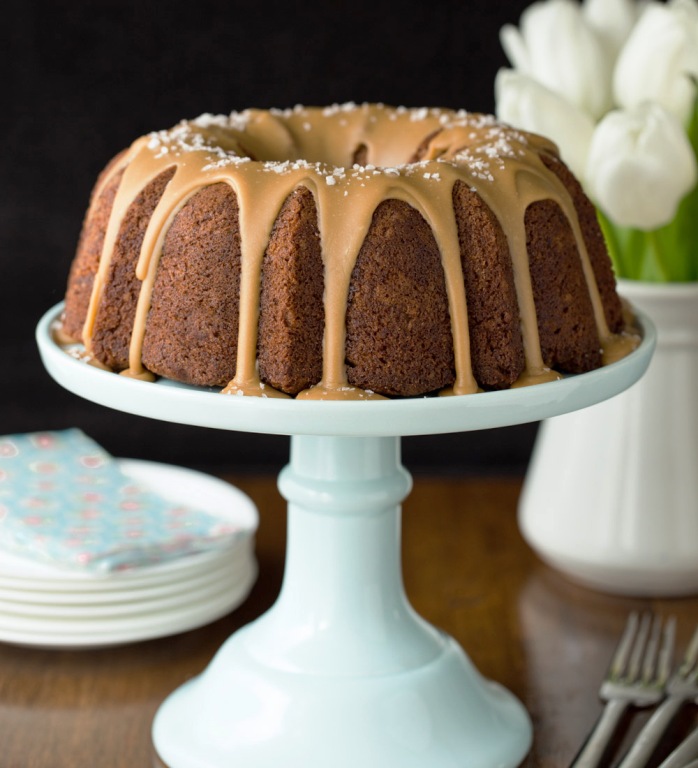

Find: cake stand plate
39;304;654;438
37;303;655;768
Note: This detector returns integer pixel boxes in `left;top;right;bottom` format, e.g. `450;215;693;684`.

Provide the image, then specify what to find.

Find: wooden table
1;474;696;767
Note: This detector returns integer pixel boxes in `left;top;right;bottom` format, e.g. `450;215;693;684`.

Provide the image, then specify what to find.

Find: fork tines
570;612;676;768
678;623;698;679
608;611;675;691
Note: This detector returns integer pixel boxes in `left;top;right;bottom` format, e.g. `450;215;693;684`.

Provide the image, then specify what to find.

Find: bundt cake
59;102;637;400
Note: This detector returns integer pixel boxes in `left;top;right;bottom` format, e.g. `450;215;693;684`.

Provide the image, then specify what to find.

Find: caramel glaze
74;103;639;400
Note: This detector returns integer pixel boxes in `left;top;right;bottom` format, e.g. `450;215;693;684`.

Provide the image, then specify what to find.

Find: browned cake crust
63;165;125;342
345;199;455;397
453;181;525;390
91;167;175;371
526;199;602;373
540;153;624;334
141;183;241;387
257;187;325;395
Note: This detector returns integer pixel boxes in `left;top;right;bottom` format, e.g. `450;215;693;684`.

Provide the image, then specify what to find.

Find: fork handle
570;699;629;768
616;696;686;768
658;725;698;768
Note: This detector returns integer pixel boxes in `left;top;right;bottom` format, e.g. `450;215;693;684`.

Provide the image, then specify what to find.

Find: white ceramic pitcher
518;279;698;596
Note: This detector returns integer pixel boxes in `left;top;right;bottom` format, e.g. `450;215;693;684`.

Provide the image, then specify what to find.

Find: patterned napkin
0;430;243;572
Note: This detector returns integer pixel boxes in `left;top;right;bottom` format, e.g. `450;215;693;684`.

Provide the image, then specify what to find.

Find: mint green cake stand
37;303;655;768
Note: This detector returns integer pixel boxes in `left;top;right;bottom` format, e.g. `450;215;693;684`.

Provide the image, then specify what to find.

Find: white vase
518;279;698;596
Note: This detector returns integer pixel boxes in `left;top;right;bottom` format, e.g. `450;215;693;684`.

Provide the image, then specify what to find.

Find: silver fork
657;726;698;768
570;612;675;768
615;622;698;768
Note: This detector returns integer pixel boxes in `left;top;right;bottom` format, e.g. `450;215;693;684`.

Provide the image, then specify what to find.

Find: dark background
2;0;540;476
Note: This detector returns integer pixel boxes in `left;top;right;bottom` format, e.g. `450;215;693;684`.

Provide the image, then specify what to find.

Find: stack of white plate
0;459;259;649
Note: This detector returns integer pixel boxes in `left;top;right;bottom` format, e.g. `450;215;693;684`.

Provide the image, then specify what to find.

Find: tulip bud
582;0;639;57
495;68;595;180
585;102;697;229
613;0;698;125
500;0;613;120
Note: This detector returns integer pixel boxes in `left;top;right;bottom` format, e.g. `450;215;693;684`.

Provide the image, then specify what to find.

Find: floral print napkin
0;429;242;572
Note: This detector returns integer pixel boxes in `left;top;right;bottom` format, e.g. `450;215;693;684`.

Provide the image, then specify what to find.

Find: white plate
0;552;253;615
0;538;250;592
0;459;259;647
0;548;249;604
0;459;258;591
0;560;257;649
0;538;253;601
0;555;255;625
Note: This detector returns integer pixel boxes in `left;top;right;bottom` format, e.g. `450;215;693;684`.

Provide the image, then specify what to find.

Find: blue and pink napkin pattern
0;429;241;572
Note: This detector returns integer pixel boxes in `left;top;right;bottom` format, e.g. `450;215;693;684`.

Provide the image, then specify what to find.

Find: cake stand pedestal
36;303;656;768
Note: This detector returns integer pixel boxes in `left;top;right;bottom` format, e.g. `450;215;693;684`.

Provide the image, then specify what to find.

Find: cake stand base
152;435;532;768
153;637;529;768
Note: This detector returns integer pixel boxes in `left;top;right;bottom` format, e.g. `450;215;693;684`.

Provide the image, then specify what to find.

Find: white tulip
613;0;698;125
582;0;640;58
585;103;697;229
495;69;595;180
500;0;614;120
